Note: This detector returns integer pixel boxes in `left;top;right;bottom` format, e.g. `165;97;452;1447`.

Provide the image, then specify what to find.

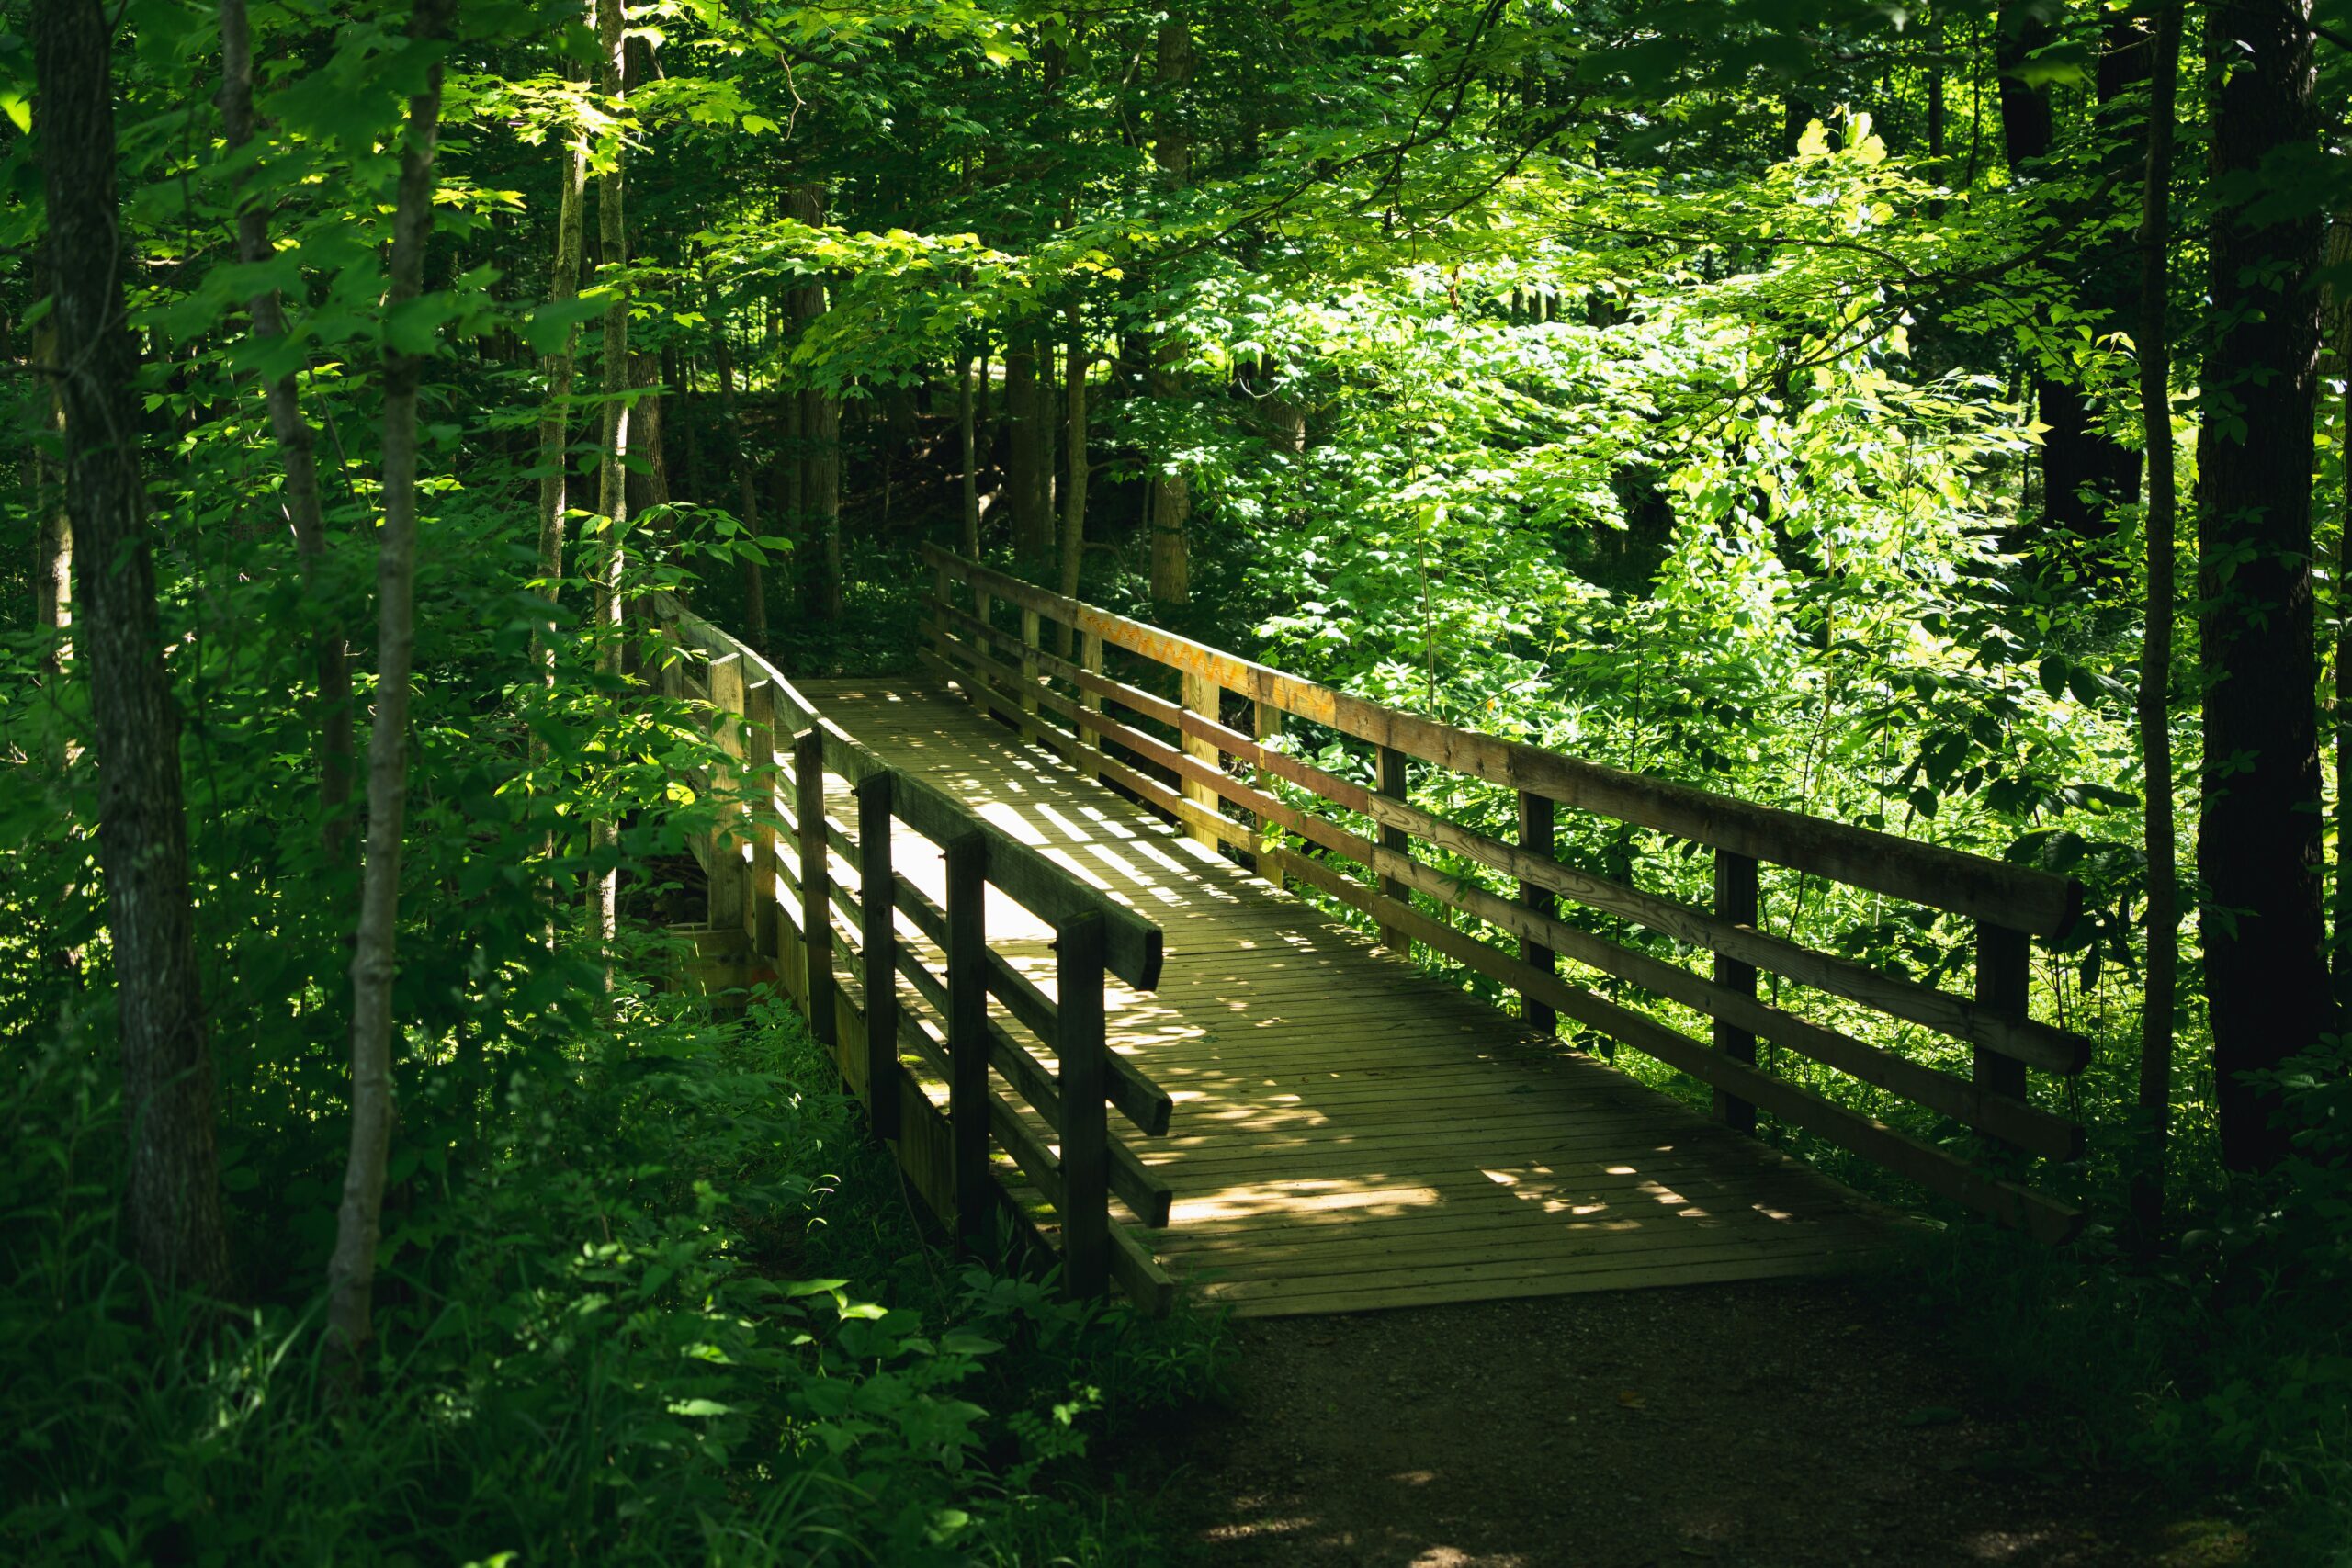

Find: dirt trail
1158;1280;2245;1568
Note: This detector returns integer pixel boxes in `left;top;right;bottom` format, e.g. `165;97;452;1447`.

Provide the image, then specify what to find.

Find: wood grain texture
800;679;1911;1317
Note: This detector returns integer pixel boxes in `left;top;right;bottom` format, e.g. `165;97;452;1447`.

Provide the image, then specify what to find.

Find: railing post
794;728;836;1048
1375;745;1410;953
944;832;992;1247
1254;698;1288;891
1516;789;1555;1033
1713;850;1759;1133
1019;606;1041;718
1974;920;2030;1140
1077;629;1104;782
855;771;901;1139
706;654;750;932
742;679;779;956
1180;670;1222;848
1055;911;1110;1299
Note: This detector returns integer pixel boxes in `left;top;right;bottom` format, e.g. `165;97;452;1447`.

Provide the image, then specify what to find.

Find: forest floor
1147;1279;2252;1568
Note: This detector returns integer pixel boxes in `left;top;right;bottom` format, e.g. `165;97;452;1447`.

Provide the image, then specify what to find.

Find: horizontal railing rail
641;591;1175;1311
918;545;2092;1245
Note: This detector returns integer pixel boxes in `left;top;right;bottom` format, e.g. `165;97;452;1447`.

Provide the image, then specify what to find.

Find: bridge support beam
1181;670;1223;850
1376;746;1410;953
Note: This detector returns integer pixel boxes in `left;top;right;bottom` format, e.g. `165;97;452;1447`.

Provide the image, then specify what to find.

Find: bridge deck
803;680;1890;1316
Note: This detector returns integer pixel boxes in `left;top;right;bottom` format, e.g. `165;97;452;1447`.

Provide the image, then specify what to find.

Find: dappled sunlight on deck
804;678;1887;1316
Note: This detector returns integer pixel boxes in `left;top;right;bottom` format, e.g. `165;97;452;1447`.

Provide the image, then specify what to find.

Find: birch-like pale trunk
218;0;356;861
587;0;630;947
34;0;232;1296
533;49;589;676
2129;2;2181;1252
325;0;452;1369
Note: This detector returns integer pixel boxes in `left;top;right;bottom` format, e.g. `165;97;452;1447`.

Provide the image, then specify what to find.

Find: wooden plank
1518;789;1556;1034
1375;745;1411;953
926;624;2086;1080
1713;850;1758;1134
944;831;992;1248
920;547;2082;934
794;728;836;1047
741;680;781;955
1975;923;2032;1140
857;771;901;1138
1195;1245;1871;1317
1254;700;1291;890
1056;913;1111;1298
890;864;1173;1137
1180;670;1224;850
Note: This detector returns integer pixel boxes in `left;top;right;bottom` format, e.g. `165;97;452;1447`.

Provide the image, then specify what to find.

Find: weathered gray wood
922;546;2082;934
856;771;901;1139
1078;630;1105;784
1056;912;1111;1298
704;653;750;932
944;831;991;1247
1518;790;1556;1034
794;728;835;1046
1713;851;1759;1134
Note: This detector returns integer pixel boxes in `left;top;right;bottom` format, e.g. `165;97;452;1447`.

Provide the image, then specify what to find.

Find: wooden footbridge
644;548;2090;1317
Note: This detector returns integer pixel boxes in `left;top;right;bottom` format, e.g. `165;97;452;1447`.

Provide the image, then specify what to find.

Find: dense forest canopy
4;0;2350;1561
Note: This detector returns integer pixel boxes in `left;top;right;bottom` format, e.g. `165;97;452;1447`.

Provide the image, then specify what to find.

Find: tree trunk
534;81;588;669
34;0;232;1296
1148;17;1194;604
1059;303;1088;650
1005;335;1051;565
785;184;840;620
1993;1;2143;560
32;310;70;770
713;317;768;652
2130;2;2181;1252
2198;0;2328;1173
326;0;451;1368
958;346;979;558
218;0;356;859
2332;210;2352;1004
587;0;629;945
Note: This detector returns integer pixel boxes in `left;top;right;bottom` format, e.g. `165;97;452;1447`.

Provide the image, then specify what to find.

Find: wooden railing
641;592;1177;1312
918;545;2093;1245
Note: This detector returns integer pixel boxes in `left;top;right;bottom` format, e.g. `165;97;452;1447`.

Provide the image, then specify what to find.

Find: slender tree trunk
1148;17;1195;604
1059;304;1088;650
2332;211;2352;1003
588;0;630;945
34;0;232;1296
32;310;70;770
218;0;356;859
786;184;841;620
2198;0;2328;1173
958;346;979;557
324;0;452;1369
1995;0;2142;558
1005;335;1050;565
712;317;767;651
2130;3;2181;1252
533;68;588;671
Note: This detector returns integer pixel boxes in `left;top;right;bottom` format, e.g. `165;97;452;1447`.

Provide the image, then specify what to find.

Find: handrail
920;547;2081;936
918;548;2092;1247
638;591;1176;1311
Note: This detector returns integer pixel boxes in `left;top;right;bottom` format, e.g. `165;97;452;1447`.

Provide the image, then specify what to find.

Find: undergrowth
0;970;1228;1565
